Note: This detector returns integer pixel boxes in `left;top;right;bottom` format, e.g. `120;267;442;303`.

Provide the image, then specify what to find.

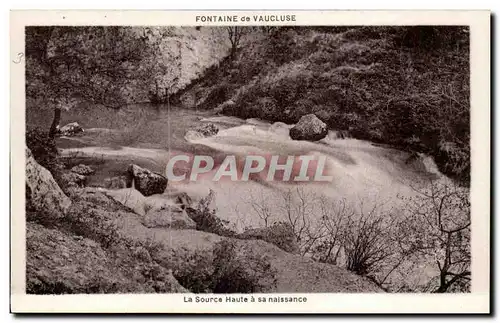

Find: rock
142;206;196;230
236;222;299;254
337;130;349;139
197;123;219;137
104;176;128;190
60;172;86;187
118;224;384;293
105;188;148;215
289;114;328;141
26;222;188;294
70;164;95;176
69;187;123;209
218;100;236;114
25;148;71;220
128;164;168;197
59;122;84;137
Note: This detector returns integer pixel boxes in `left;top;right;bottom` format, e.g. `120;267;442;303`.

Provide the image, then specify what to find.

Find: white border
10;10;491;314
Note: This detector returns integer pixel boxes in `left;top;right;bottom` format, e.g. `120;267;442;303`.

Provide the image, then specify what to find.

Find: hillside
25;144;382;294
174;26;470;184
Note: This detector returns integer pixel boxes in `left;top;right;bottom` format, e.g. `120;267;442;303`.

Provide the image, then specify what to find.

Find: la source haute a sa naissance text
184;295;308;303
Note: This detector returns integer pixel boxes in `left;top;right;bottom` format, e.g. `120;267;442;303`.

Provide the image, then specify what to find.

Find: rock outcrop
196;123;219;137
114;214;383;293
26;181;382;294
175;192;193;210
26;222;188;294
59;122;84;137
128;164;168;196
289;114;328;141
236;222;299;254
142;206;196;230
25;148;71;220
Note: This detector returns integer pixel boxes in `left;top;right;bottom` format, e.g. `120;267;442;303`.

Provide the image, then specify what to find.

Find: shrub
185;190;235;237
255;97;279;120
172;250;214;293
197;83;231;109
342;27;386;41
211;239;277;293
62;202;122;249
267;73;311;109
342;206;396;277
393;26;469;51
26;128;60;174
236;221;299;254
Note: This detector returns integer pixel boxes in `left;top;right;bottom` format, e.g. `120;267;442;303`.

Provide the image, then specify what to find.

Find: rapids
59;105;444;232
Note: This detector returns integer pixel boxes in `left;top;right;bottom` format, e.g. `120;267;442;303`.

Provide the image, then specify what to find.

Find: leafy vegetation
179;26;470;184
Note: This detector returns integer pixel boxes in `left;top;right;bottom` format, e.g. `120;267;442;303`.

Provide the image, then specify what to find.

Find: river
58;103;443;232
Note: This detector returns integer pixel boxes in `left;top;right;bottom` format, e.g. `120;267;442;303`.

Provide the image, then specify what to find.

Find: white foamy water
182;117;443;231
61;113;445;231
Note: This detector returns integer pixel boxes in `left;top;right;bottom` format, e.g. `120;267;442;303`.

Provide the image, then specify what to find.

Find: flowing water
59;103;443;231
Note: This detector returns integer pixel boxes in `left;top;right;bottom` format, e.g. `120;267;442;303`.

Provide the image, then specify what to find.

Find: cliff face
127;27;231;101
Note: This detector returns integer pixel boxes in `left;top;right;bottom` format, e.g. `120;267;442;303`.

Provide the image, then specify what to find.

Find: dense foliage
181;26;470;183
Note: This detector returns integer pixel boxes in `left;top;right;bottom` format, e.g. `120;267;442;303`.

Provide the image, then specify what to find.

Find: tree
26;26;149;136
226;27;244;60
403;180;471;292
260;26;278;34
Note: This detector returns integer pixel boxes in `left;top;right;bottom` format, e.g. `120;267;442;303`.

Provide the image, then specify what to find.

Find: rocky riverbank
25;143;383;294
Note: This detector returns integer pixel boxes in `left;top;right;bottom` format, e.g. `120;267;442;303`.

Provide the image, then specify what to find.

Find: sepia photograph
11;10;490;313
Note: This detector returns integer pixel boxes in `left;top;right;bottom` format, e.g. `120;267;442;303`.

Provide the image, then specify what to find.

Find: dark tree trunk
48;107;61;138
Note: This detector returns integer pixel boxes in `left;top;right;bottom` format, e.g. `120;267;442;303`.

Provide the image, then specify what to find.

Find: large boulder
128;164;168;197
59;122;84;137
289;114;328;141
236;222;299;254
142;206;196;230
25;148;71;220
